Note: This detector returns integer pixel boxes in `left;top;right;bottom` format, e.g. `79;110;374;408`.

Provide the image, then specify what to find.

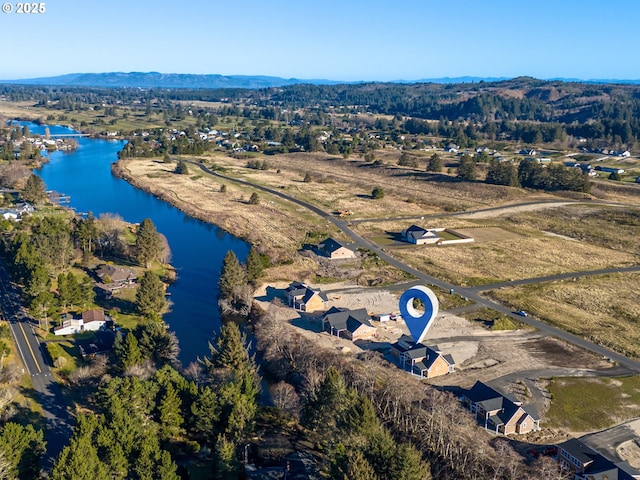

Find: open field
500;204;640;254
352;202;639;285
201;151;543;214
390;233;636;286
545;376;640;432
487;273;640;358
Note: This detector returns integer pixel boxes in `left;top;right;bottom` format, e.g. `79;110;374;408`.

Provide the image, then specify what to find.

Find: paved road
0;260;72;469
469;265;640;292
581;418;640;463
192;161;640;373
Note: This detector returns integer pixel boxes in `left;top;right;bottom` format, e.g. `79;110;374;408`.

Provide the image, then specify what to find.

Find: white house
402;225;440;245
54;309;107;336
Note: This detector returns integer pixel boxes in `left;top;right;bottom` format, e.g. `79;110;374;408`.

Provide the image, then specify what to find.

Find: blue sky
0;0;637;81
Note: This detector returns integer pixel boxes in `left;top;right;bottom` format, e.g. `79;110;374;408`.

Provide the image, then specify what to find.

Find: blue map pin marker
399;285;439;344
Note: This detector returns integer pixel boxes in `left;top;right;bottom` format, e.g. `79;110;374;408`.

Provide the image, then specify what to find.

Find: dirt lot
254;282;612;388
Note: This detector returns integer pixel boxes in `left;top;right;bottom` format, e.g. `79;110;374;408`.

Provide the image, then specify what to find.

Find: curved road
0;260;72;469
191;160;640;373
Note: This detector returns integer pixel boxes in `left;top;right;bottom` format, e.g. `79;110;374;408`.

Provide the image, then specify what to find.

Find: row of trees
455;156;591;193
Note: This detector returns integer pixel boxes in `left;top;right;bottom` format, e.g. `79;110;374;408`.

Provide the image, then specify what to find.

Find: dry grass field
116;158;414;284
390;234;637;285
116;158;324;261
500;204;640;254
204;151;539;215
353;209;637;286
487;273;640;358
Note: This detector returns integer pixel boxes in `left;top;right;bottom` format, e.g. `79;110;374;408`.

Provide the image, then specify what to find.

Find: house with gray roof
401;225;440;245
462;381;540;435
284;282;329;312
322;307;377;341
557;438;640;479
391;336;455;379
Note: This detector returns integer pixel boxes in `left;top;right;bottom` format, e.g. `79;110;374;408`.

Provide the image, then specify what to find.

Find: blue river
19;122;249;366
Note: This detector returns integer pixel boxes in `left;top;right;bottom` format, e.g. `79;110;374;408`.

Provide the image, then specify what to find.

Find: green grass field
545;376;640;431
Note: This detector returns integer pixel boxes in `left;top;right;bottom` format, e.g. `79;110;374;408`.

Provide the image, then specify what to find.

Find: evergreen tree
457;154;477;181
218;251;246;300
302;366;351;436
73;212;99;256
24;261;50;300
343;450;378;480
427;153;442;172
213;435;239;480
206;322;253;373
29;290;55;331
52;433;110;480
22;174;47;205
175;160;189;174
486;159;520;186
136;271;167;318
137;320;180;367
0;422;46;480
158;384;184;439
133;436;160;480
135;218;164;268
57;271;82;310
245;246;269;284
114;331;144;370
398;152;419;168
392;443;431;480
248;192;260;205
371;186;384;199
156;450;180;480
190;386;220;444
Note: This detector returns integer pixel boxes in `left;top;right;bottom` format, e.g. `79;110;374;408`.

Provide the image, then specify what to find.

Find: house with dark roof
462;381;540;435
557;438;640;479
284;282;329;312
95;264;137;296
77;330;117;360
401;225;440;245
317;238;356;260
391;335;455;379
322;307;377;341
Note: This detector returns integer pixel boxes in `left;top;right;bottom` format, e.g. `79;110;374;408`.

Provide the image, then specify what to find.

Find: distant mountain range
2;72;640;89
0;72;345;89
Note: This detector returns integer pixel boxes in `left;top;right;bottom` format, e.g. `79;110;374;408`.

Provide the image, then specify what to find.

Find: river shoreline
111;157;311;263
111;160;244;243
